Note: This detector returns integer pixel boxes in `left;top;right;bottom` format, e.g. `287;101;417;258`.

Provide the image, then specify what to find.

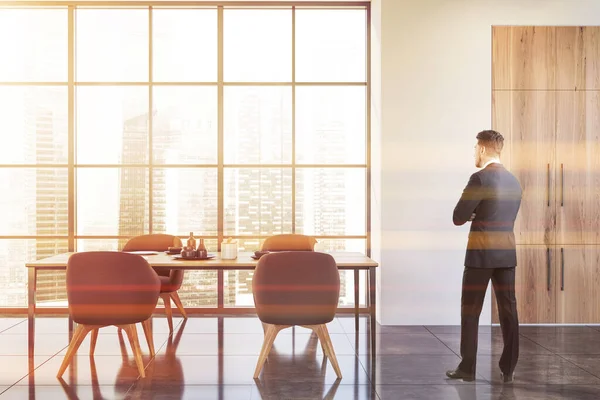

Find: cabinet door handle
547;248;551;291
547;163;550;207
560;247;564;291
561;163;564;207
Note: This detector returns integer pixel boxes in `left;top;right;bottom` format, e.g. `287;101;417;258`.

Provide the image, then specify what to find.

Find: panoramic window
0;3;369;310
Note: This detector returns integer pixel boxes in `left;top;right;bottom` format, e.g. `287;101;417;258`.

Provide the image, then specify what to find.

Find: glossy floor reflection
1;316;600;399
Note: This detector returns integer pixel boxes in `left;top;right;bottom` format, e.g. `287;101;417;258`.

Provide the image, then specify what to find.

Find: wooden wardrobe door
511;27;556;90
510;91;556;245
492;91;512;167
555;27;585;90
555;26;600;89
492;245;556;324
492;27;511;90
582;27;600;90
556;245;600;323
556;91;600;244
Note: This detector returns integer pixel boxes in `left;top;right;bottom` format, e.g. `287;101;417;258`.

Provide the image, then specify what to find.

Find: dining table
25;251;379;355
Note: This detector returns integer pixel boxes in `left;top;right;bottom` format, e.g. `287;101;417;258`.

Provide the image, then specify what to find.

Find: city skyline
0;6;368;308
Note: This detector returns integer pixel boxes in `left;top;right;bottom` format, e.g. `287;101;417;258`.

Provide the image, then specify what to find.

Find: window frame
0;0;371;313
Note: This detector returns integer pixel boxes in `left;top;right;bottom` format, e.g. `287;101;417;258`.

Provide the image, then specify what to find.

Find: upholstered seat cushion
159;275;180;293
67;252;160;325
252;251;340;326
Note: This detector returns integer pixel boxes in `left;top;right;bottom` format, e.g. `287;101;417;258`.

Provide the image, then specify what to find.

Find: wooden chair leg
315;324;342;379
170;291;187;319
261;322;268;335
57;324;92;378
119;324;146;378
160;293;174;333
260;322;269;363
141;318;155;357
117;328;128;360
89;328;99;356
301;325;326;355
253;324;289;379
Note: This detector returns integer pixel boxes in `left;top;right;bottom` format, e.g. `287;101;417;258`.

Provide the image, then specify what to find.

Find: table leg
369;267;377;358
354;269;360;332
28;268;37;352
28;267;37;398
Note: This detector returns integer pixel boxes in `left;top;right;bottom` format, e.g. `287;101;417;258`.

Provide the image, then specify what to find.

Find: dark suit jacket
453;163;522;268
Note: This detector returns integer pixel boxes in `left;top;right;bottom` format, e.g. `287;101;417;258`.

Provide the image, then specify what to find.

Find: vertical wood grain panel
493;245;556;324
583;27;600;90
556;245;600;323
555;26;584;90
556;91;600;244
492;26;512;90
510;91;556;245
511;26;556;90
492;91;512;170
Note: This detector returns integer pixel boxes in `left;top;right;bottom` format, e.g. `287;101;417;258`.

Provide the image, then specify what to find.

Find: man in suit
446;130;522;383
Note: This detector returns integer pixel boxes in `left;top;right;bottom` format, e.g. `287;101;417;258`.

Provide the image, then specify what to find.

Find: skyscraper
152;106;219;307
29;92;69;304
118;112;151;249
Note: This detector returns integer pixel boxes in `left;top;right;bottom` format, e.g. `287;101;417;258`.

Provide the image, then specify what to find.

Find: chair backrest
122;234;182;252
67;251;160;325
252;251;340;326
122;234;183;279
260;234;317;251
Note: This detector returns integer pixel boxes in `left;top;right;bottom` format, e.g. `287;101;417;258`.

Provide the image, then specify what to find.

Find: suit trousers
458;266;519;375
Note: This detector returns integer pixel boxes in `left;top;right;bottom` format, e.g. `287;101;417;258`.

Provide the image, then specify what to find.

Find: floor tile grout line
338;317;382;391
2;344;70;394
123;317;182;398
424;326;492;385
0;319;27;335
523;335;600;383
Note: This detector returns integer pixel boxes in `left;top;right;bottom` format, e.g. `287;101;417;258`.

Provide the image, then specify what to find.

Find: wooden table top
26;251;378;270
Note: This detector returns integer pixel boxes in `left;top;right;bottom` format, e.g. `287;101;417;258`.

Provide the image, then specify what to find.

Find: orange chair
57;252;160;378
122;234;188;333
252;251;342;379
260;234;317;251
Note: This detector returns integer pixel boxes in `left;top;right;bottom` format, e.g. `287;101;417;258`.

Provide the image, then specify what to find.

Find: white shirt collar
481;158;501;169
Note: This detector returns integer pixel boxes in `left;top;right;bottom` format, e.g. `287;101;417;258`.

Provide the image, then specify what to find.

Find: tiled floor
1;316;600;399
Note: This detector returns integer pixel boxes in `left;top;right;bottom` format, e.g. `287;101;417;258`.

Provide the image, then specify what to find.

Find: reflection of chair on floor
58;343;141;400
254;334;340;400
56;252;160;379
122;234;188;333
125;320;187;400
253;251;342;379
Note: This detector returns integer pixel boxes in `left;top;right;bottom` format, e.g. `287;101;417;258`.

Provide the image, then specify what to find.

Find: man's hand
469;213;476;221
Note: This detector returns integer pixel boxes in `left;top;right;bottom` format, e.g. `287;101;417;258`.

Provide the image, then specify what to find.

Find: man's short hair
476;130;504;154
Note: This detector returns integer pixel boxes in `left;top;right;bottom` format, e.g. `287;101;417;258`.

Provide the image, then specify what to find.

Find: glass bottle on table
197;238;208;259
186;232;196;249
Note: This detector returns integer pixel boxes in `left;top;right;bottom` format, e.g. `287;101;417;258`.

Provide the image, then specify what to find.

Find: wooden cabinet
556;91;600;245
492;245;600;324
555;26;600;90
492;26;555;90
492;90;557;245
492;245;556;324
494;26;600;90
556;246;600;323
491;26;600;323
509;91;557;245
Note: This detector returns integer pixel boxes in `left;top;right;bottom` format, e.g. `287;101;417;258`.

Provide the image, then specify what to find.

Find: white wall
370;0;382;322
375;0;600;325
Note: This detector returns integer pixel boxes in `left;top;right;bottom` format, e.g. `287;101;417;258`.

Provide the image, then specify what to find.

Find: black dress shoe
446;369;475;382
501;372;514;383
